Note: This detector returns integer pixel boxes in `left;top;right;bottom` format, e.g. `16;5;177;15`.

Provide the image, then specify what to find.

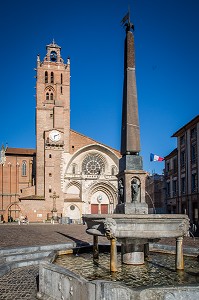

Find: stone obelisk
116;17;148;216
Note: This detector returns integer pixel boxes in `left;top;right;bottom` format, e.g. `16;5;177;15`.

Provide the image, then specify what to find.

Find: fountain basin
83;214;189;240
37;246;199;300
83;214;189;266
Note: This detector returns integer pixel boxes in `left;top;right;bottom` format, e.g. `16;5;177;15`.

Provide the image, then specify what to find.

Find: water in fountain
55;251;199;288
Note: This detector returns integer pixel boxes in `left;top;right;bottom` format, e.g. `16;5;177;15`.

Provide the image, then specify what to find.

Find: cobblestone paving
0;223;198;249
0;224;106;249
0;265;38;299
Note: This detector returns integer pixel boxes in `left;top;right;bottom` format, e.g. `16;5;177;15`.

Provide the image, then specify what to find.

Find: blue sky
0;0;199;174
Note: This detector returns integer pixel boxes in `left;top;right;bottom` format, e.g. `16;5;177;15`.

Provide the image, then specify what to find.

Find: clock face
50;51;57;62
49;130;61;142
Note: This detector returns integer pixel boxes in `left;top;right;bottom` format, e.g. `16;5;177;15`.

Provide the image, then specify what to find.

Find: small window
180;151;185;167
61;73;63;84
50;93;53;100
181;177;186;194
192;173;197;192
49;173;52;177
111;166;116;175
166;182;170;197
173;180;177;195
22;161;27;176
191;144;197;164
50;113;53;118
46;93;49;100
191;127;197;139
173;158;177;173
51;72;54;83
49;188;52;193
60;86;63;94
72;145;74;149
180;135;185;146
45;71;48;83
49;154;52;158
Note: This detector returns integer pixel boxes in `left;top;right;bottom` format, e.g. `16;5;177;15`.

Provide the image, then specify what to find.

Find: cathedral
0;41;120;223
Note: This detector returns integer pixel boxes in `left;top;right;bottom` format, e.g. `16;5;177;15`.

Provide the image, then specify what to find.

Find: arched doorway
7;203;21;222
64;204;81;223
88;182;117;215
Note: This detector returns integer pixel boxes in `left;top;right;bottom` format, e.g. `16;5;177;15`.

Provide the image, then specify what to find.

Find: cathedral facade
0;42;120;223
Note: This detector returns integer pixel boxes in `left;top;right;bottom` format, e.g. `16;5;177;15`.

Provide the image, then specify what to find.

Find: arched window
46;93;49;100
72;164;76;174
45;71;48;83
61;73;63;84
22;161;27;176
50;93;53;100
51;72;54;83
60;86;62;94
111;166;116;176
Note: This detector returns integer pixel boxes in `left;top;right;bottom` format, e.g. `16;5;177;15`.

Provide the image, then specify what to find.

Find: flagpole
128;5;130;24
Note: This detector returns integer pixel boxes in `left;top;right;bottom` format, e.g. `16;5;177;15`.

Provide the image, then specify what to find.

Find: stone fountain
37;16;195;300
83;16;189;271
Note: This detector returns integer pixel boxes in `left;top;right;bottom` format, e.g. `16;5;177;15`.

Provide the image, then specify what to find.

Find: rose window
82;154;105;175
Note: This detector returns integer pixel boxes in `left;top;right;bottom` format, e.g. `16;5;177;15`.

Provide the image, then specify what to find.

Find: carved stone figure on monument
118;179;124;203
131;178;140;202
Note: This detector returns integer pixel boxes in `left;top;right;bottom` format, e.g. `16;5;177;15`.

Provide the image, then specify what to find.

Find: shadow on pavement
56;231;90;246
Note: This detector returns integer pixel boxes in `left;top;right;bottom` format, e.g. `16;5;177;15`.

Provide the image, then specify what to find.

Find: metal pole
93;235;99;260
110;238;117;272
175;236;184;270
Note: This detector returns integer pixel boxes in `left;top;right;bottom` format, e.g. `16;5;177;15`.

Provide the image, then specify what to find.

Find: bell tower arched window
46;93;49;100
50;93;53;100
61;73;63;84
22;161;27;176
51;72;54;83
45;71;48;83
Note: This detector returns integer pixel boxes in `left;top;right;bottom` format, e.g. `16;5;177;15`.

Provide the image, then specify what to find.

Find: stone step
4;250;52;263
0;242;75;256
0;242;76;277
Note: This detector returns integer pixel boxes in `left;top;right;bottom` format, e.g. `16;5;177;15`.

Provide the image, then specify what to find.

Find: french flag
150;153;164;162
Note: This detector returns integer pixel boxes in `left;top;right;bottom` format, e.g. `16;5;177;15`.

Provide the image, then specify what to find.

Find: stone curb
0;242;198;278
0;242;76;277
151;243;199;256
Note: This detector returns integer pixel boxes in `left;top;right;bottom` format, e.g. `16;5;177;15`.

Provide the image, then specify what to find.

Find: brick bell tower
36;41;70;216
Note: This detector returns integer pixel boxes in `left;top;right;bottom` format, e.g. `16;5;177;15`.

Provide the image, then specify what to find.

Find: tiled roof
6;148;36;155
